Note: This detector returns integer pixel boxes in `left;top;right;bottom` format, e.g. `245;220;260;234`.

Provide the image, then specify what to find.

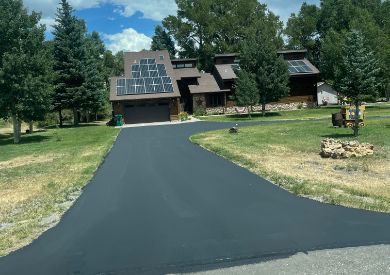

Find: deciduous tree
234;70;259;118
0;0;50;143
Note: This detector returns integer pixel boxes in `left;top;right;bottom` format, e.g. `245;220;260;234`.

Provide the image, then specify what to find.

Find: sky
23;0;320;54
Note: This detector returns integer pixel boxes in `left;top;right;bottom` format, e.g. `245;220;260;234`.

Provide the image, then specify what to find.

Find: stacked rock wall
206;102;310;115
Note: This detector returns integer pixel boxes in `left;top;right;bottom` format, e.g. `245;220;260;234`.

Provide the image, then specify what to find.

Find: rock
320;138;374;159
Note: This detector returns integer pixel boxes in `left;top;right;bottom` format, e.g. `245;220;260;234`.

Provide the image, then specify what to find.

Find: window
159;55;164;61
207;94;224;107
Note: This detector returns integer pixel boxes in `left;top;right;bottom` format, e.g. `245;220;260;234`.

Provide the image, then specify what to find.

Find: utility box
115;114;123;127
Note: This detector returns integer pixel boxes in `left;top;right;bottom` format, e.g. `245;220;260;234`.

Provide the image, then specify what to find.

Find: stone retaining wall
205;102;314;115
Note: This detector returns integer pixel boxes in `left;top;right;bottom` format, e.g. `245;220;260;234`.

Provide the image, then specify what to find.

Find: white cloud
103;28;152;53
112;0;177;21
39;17;56;33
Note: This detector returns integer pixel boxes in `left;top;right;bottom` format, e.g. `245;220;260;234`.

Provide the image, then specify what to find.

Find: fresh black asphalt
1;121;390;274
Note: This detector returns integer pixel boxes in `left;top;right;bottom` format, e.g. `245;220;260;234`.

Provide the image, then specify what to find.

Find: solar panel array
287;60;313;73
116;58;174;96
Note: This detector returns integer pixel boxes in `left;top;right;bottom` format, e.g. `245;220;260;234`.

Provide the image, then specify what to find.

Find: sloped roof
172;68;201;79
214;64;238;80
288;59;320;77
189;73;228;94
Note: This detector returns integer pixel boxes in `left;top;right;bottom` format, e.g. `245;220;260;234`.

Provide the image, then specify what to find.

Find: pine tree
335;30;383;136
234;70;259;118
0;0;50;143
82;32;107;121
53;0;87;126
151;25;176;58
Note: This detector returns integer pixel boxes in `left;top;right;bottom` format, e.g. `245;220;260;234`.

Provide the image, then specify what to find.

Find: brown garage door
124;103;170;124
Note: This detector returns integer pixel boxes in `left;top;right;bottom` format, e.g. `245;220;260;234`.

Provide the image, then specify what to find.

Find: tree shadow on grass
321;133;355;139
45;123;102;130
227;112;282;119
0;133;51;146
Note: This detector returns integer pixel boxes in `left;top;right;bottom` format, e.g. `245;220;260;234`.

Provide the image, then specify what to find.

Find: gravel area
186;245;390;275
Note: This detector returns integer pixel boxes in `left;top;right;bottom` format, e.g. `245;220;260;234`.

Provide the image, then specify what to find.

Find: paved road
1;122;390;275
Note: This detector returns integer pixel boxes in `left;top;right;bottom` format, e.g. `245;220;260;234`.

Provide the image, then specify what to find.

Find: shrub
193;107;206;116
179;112;189;121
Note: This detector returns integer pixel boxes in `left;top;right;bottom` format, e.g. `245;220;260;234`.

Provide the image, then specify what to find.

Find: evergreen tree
335;30;383;136
240;17;290;117
0;0;50;143
53;0;87;126
82;32;107;121
151;25;176;58
234;70;259;118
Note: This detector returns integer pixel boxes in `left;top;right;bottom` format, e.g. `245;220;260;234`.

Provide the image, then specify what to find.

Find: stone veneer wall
193;94;206;111
205;102;316;115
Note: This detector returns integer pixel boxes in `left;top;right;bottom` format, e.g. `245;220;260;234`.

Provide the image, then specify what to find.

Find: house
317;82;339;105
277;50;320;104
110;50;181;124
110;49;321;124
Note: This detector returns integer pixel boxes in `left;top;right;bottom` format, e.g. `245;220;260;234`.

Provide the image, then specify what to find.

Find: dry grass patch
191;118;390;213
0;124;119;256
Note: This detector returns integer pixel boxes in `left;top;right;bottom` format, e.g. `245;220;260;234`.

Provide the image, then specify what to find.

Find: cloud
112;0;177;21
39;17;56;33
103;28;152;53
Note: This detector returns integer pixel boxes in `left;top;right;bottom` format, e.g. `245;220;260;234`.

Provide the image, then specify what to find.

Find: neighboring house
277;50;320;104
317;82;339;105
110;49;321;124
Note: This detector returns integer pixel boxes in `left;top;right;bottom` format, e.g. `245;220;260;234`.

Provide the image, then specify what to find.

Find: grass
198;104;390;122
0;123;120;256
191;118;390;213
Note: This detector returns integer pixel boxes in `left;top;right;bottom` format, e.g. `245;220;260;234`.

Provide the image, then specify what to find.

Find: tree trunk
86;111;90;123
247;106;251;119
353;100;360;137
73;108;79;126
12;114;21;144
59;109;63;127
262;103;266;117
29;121;33;134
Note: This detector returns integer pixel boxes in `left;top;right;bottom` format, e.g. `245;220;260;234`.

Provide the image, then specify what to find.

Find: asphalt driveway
1;121;390;274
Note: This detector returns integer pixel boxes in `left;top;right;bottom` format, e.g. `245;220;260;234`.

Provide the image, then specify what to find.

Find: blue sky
23;0;320;53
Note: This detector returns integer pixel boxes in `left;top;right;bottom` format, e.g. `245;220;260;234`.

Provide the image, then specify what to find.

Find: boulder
320;138;374;159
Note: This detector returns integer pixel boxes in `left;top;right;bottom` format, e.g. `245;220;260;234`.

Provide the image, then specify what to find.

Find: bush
360;94;378;103
179;112;189;121
193;107;207;116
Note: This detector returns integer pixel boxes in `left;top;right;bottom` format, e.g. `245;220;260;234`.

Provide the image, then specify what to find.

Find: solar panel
287;60;313;73
117;59;174;95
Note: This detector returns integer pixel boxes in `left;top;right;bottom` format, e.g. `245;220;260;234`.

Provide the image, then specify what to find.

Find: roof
172;68;201;79
110;50;181;101
214;53;238;58
288;58;320;77
214;64;238;80
277;49;308;54
171;58;197;62
189;73;228;94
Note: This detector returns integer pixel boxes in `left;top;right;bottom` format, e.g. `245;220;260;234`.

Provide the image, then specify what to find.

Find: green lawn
198;104;390;122
191;118;390;213
0;124;119;256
